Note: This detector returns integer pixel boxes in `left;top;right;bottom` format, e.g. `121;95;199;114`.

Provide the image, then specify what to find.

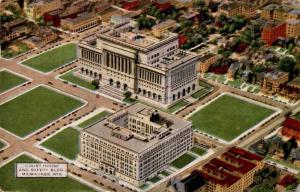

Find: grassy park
0;140;5;150
167;100;189;113
60;70;98;90
0;155;95;192
171;153;195;169
191;147;206;156
41;127;79;159
191;88;209;99
78;111;111;128
188;94;275;141
21;43;77;72
0;70;28;94
0;86;83;138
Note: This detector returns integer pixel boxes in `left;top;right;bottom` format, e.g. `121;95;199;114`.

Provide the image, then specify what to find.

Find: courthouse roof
84;103;191;153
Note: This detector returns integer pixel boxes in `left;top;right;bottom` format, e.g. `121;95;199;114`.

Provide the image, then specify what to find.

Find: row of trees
137;15;156;29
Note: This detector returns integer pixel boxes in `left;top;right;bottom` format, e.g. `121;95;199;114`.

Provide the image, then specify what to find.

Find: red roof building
154;0;172;12
262;21;286;46
282;118;300;141
198;147;263;191
44;9;63;27
178;35;187;45
122;0;140;10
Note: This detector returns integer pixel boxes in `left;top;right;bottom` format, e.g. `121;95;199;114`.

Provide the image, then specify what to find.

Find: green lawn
0;140;5;150
188;95;275;141
0;86;84;138
191;88;209;99
294;112;300;120
198;80;212;89
78;111;111;128
140;183;149;190
265;155;300;172
22;43;77;73
60;70;97;90
191;147;206;156
123;97;136;104
227;79;242;88
0;70;28;94
160;170;170;177
41;127;79;159
0;155;95;192
1;42;31;59
149;176;161;183
171;153;195;169
167;100;189;113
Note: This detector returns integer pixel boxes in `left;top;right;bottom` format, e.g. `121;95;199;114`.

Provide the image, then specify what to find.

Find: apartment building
261;21;286;45
261;4;300;22
198;147;263;192
78;103;193;187
286;19;300;38
198;53;219;73
261;70;289;95
261;4;290;21
151;19;177;38
219;2;257;18
78;20;199;107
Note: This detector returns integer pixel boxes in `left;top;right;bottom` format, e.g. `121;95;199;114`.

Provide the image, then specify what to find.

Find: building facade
78;103;193;187
198;53;219;73
61;13;100;33
151;19;177;38
261;21;286;45
78;20;199;107
24;0;62;20
219;2;257;18
0;18;33;42
286;19;300;38
198;147;263;192
261;71;289;95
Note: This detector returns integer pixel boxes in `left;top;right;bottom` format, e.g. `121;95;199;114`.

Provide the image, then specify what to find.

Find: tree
282;137;298;160
137;15;156;29
91;79;100;89
278;56;296;80
123;91;132;99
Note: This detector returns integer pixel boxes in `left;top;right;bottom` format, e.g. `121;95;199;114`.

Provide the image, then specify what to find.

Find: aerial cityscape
0;0;300;191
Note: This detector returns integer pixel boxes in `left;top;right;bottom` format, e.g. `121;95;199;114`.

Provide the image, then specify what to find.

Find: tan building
61;13;100;33
286;19;300;38
198;53;219;73
24;0;62;20
287;10;300;20
152;19;177;38
261;71;289;95
198;147;264;192
219;2;257;18
261;4;280;20
78;103;193;187
78;20;199;108
0;18;32;42
261;4;300;22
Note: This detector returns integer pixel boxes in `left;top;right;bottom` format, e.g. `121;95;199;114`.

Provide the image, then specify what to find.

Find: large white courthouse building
78;103;193;187
77;19;199;107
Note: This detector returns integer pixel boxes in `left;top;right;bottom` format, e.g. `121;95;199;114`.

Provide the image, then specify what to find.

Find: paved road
0;40;130;192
